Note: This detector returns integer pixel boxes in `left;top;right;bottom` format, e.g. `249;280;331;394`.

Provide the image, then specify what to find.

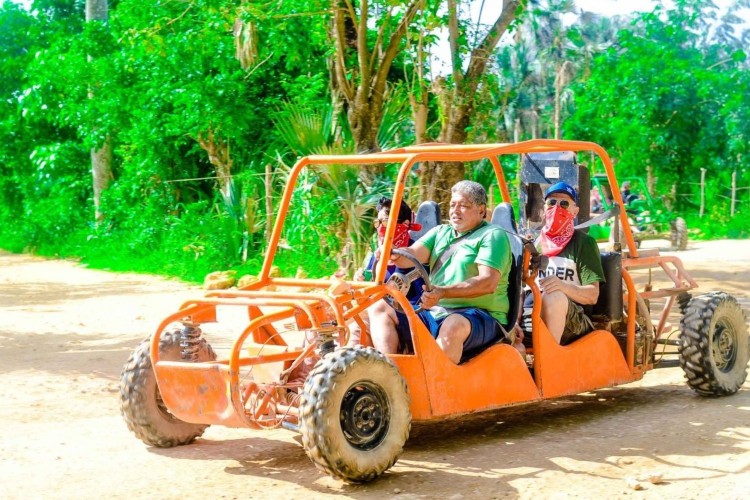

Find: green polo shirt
419;221;511;324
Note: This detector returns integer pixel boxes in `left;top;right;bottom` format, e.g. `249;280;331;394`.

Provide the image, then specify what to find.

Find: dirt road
1;240;750;499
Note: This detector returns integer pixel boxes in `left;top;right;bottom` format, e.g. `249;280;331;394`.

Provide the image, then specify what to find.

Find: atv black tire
299;346;411;483
120;330;216;447
670;217;688;251
679;292;749;396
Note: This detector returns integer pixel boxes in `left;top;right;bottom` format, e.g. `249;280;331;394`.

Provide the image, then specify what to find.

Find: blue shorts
394;307;504;363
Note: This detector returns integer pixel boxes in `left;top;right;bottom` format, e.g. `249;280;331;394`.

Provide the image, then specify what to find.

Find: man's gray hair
451;180;487;206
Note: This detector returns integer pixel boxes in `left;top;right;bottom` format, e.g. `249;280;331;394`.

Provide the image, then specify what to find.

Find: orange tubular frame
150;139;696;429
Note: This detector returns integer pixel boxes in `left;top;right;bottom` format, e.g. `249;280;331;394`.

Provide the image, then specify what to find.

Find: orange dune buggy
120;139;749;483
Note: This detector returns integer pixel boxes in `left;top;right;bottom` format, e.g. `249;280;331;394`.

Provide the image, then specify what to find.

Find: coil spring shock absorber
179;321;203;361
316;321;341;357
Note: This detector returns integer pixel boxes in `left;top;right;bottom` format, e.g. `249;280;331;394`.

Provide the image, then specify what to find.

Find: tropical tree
566;0;750;213
270;86;415;275
418;0;526;210
330;0;424;157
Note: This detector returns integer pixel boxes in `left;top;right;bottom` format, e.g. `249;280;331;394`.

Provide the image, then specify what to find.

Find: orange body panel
388;355;434;419
154;361;248;428
390;323;541;420
535;327;639;397
413;321;541;418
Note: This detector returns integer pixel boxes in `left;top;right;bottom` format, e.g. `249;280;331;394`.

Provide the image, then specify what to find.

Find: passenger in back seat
527;182;605;345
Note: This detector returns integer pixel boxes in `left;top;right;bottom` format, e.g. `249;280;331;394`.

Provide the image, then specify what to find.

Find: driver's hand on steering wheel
374;245;398;265
419;285;443;310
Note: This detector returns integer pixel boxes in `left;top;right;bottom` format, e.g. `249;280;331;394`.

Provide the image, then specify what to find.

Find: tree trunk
420;0;524;214
419;162;465;217
86;0;112;222
90;140;113;222
349;98;382;153
646;164;656;197
554;60;572;139
197;128;233;202
409;29;429;144
330;0;422;177
554;63;562;139
85;0;107;21
410;93;429;144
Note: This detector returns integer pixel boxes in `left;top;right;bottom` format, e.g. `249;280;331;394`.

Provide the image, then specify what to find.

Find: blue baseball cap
545;181;578;204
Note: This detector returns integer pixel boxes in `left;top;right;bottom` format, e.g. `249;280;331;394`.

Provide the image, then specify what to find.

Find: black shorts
394;307;503;363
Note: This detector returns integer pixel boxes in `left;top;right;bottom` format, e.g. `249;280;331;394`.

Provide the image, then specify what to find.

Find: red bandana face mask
377;221;422;249
540;205;575;256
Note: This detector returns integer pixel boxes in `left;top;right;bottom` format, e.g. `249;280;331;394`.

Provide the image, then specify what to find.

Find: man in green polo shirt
368;180;511;364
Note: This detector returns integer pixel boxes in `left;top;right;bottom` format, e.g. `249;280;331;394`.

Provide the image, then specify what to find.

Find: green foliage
0;0;747;289
0;0;335;282
687;208;750;241
565;1;750;218
268;97;399;277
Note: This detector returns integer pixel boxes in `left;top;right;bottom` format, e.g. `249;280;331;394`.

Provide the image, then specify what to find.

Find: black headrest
410;200;441;241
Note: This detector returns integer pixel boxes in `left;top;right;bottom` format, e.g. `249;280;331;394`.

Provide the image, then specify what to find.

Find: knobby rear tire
670;217;688;251
679;292;749;396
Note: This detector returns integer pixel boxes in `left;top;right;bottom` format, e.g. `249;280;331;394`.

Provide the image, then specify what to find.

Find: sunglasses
545;199;572;209
373;219;389;228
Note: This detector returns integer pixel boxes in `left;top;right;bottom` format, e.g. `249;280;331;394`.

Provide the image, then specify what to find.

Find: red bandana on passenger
540;205;575;256
377;222;422;249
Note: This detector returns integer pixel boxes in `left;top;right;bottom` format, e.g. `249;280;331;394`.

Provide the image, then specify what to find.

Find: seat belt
430;224;492;278
574;204;621;230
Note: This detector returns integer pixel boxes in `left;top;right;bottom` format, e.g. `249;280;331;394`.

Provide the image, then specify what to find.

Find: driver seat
490;203;523;334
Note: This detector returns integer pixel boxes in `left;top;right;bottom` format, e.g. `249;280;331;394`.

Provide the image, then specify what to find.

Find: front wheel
120;330;217;447
679;292;749;396
299;346;411;483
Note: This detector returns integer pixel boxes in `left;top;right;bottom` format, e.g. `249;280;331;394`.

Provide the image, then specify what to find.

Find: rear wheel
120;330;216;447
679;292;749;396
670;217;688;250
299;346;411;483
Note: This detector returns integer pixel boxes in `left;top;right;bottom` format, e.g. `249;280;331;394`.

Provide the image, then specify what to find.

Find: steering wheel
372;248;432;314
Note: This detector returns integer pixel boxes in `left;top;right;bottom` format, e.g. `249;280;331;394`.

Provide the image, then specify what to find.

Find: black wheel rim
712;320;737;372
340;381;390;451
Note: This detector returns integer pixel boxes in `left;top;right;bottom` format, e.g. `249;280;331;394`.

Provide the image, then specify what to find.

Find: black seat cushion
491;203;523;332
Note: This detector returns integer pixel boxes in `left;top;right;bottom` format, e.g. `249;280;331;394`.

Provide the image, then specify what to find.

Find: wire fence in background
677;169;750;219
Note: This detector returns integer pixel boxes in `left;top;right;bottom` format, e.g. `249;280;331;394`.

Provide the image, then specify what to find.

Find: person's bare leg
541;290;568;344
346;312;371;347
435;314;472;364
511;324;527;359
368;299;400;354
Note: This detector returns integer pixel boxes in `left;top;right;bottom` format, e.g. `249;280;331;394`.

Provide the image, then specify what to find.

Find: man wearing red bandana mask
355;197;423;284
349;198;424;347
529;182;605;345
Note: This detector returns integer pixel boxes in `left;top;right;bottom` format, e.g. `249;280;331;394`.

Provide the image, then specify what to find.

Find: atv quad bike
120;139;749;483
589;175;688;250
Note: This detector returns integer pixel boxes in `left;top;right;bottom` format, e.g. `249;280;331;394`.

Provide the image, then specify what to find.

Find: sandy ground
1;239;750;499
